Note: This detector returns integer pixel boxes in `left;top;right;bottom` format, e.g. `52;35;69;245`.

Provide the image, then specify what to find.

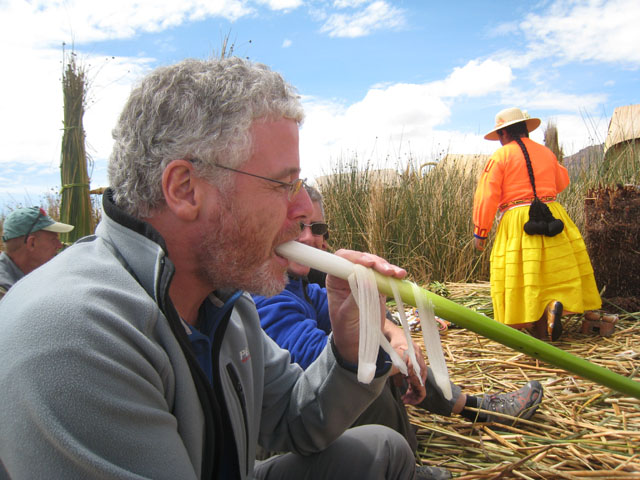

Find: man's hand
399;344;427;405
474;237;486;251
384;321;428;404
326;249;406;365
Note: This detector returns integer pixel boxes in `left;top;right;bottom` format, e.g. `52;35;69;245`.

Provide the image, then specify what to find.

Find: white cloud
299;81;452;179
0;0;632;207
0;0;258;165
333;0;370;8
433;59;514;98
521;0;640;66
297;43;613;181
257;0;303;10
487;20;520;38
526;91;607;113
298;58;519;180
83;56;154;161
549;113;610;155
0;0;254;48
320;1;406;38
0;46;151;162
0;0;252;204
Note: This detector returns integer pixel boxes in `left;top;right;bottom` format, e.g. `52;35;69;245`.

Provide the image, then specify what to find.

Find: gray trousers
253;424;416;480
352;376;418;452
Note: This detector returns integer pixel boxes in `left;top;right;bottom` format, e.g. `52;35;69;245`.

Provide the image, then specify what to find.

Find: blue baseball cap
2;207;74;242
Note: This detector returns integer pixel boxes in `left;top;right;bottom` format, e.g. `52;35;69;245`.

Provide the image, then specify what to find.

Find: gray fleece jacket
0;251;24;299
0;190;387;479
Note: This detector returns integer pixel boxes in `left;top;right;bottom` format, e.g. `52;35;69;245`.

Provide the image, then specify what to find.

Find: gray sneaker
477;380;543;425
415;465;452;480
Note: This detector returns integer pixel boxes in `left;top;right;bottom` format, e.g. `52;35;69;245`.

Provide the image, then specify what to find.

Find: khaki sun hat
2;206;74;242
484;107;541;141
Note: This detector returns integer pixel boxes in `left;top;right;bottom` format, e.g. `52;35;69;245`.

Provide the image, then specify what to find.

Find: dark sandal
546;301;563;341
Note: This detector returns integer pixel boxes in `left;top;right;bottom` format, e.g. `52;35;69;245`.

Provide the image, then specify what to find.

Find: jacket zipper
226;363;250;477
157;259;222;479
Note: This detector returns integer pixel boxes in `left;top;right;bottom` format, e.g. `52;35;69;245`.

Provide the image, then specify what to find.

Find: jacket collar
96;188;174;307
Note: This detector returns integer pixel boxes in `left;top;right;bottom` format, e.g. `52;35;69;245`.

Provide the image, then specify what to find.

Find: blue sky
1;0;639;212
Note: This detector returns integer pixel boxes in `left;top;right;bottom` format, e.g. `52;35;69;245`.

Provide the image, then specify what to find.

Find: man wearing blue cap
0;206;73;299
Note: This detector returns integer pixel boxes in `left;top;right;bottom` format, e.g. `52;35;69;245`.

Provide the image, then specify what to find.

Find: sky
1;0;639;212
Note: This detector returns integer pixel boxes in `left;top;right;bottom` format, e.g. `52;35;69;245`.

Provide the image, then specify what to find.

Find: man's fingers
333;249;407;279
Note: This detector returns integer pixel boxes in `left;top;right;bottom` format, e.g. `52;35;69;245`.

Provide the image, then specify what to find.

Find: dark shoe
415;465;452;480
477;380;543;425
546;301;563;341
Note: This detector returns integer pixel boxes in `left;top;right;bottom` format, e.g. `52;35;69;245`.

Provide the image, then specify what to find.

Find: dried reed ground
402;282;640;479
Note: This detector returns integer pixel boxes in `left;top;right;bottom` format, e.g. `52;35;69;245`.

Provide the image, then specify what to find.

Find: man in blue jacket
0;58;423;480
253;185;544;456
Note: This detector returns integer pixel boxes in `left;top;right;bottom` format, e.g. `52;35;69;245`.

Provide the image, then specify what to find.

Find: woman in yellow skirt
473;107;601;341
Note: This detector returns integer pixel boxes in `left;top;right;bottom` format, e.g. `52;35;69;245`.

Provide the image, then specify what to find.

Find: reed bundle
60;50;93;243
406;283;640;478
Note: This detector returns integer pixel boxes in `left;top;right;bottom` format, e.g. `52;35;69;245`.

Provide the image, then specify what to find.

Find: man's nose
289;186;313;220
298;224;314;244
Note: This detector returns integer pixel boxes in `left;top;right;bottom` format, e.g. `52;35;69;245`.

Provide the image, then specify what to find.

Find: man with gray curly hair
0;57;428;479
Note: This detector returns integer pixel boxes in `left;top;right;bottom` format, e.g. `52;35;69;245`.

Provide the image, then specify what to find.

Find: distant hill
562;144;604;173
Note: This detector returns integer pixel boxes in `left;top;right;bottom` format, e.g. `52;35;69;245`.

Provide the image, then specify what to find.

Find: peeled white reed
412;283;452;400
276;241;354;279
275;241;438;385
378;332;408;378
389;280;423;386
348;265;407;383
348;265;380;384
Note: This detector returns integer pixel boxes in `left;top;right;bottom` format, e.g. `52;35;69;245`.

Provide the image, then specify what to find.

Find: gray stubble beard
196;199;293;297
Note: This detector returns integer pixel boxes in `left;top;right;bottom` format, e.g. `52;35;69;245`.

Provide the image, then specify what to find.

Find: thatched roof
604;104;640;153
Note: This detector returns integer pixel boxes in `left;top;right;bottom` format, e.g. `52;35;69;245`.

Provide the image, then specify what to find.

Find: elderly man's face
197;118;313;296
287;200;325;278
31;230;63;267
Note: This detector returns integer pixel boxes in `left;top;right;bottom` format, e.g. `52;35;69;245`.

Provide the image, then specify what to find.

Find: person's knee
254;425;416;479
343;425;415;479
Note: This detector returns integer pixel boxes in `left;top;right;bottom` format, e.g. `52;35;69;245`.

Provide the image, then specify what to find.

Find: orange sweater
473;138;570;238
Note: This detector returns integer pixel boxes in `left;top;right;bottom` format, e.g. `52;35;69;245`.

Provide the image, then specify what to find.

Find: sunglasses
23;207;47;243
300;222;329;240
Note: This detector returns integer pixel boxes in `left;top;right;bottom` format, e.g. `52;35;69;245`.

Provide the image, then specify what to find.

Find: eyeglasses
300;222;329;240
23;207;47;243
209;162;307;201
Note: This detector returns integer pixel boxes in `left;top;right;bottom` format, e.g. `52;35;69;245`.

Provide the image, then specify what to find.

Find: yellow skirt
490;202;601;326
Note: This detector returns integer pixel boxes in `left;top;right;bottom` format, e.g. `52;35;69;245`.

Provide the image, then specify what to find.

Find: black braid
514;136;538;199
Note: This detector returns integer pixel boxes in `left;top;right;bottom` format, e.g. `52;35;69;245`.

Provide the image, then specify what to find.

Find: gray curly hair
304;184;324;217
108;57;304;217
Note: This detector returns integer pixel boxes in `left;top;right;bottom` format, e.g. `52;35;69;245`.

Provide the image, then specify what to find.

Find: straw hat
484;107;541;141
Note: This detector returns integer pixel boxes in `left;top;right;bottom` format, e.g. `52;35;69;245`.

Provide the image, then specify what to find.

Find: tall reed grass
321;155;491;284
319;142;639;286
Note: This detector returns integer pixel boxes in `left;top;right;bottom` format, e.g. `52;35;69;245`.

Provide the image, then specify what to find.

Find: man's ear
162;159;200;221
23;235;36;250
